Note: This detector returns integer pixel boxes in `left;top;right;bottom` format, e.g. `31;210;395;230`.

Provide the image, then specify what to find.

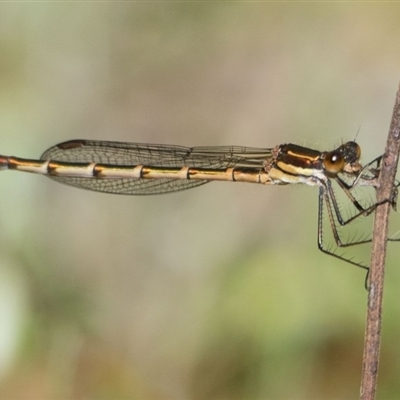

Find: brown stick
360;83;400;399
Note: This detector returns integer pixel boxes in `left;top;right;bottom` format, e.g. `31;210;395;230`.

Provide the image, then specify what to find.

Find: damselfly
0;139;395;277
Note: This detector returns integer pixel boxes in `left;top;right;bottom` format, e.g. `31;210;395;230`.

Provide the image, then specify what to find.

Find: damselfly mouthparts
0;139;396;280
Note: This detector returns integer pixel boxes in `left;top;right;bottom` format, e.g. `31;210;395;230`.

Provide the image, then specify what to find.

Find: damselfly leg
317;154;399;287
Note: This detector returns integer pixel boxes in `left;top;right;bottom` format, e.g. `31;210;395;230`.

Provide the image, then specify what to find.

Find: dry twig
360;83;400;399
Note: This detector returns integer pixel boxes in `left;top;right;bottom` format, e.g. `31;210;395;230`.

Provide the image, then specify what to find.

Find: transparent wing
40;139;272;195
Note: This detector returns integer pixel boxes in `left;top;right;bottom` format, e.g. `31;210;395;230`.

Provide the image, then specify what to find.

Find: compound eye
324;150;345;175
352;142;361;160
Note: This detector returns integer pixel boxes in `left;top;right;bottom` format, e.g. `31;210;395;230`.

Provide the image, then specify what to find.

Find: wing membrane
40;140;272;195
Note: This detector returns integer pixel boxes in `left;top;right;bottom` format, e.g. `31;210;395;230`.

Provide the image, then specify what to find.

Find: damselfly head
323;142;362;176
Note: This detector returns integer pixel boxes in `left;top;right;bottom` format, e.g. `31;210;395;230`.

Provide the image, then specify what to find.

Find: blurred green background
1;3;400;399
